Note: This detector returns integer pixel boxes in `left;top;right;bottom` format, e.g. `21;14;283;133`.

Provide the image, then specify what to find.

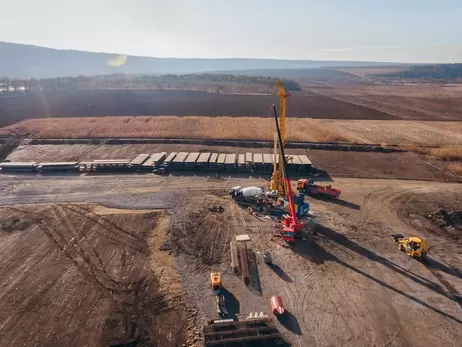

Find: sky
1;0;461;63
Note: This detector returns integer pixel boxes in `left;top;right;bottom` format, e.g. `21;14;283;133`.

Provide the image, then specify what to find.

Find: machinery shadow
304;167;334;182
309;196;361;210
247;249;263;296
290;230;337;265
425;257;462;279
221;287;240;319
268;264;293;283
277;310;302;335
308;222;462;324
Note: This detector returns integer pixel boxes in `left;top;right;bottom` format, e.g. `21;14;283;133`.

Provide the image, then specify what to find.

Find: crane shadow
291;222;462;325
268;264;293;283
277;310;302;335
312;196;361;210
290;231;336;265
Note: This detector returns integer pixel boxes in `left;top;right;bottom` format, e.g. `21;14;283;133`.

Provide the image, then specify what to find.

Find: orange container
270;295;285;316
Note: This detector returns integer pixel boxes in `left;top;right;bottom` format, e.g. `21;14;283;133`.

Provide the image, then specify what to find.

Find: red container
270;295;285;316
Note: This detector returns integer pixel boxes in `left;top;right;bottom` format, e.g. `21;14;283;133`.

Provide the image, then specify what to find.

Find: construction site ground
5;143;458;182
0;174;461;347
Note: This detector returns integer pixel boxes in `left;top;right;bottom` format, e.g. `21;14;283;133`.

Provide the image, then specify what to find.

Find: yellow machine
391;234;428;259
210;272;222;294
270;80;289;197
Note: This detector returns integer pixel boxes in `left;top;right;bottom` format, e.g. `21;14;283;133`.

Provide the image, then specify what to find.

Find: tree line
0;73;302;94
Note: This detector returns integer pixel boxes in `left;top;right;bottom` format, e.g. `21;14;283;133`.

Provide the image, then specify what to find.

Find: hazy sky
1;0;461;62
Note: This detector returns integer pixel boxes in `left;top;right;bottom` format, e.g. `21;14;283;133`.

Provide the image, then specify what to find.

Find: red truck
296;179;341;199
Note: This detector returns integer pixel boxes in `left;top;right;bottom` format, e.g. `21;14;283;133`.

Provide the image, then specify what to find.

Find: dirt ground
0;89;396;128
0;175;460;347
5;143;459;182
315;120;462;146
312;86;462;121
4;117;462;147
0;204;194;347
2;86;461;130
160;178;462;347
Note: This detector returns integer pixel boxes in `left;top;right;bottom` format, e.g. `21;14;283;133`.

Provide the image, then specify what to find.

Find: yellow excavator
210;272;228;316
391;234;428;259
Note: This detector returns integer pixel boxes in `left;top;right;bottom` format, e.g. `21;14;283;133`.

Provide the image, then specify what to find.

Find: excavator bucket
391;234;405;242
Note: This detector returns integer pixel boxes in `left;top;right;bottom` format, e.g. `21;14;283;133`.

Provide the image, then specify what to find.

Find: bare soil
312;86;462;121
3;117;462;147
316;120;462;146
0;204;191;347
5;143;459;182
158;178;462;347
0;174;461;347
399;191;462;242
0;89;398;128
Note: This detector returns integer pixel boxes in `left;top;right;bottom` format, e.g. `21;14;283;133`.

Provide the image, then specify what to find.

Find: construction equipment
297;178;341;199
272;104;303;242
210;272;222;294
216;295;228;316
270;80;289;198
229;186;264;200
277;192;310;218
391;234;428;259
270;296;285;316
263;251;273;265
152;167;168;175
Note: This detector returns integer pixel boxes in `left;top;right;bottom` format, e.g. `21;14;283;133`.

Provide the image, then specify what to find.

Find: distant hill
0;41;401;79
379;64;462;79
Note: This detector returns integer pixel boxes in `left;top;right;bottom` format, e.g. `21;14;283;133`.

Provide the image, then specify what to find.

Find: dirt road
0;174;461;346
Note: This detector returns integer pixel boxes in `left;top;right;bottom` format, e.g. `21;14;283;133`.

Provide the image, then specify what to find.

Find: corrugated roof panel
298;155;312;165
0;162;37;167
263;154;273;164
185;152;200;163
253;153;263;164
290;155;303;165
245;152;253;163
217;154;227;164
198;153;211;163
130;154;150;166
225;154;236;164
209;153;219;163
172;152;189;163
39;162;78;166
93;159;130;163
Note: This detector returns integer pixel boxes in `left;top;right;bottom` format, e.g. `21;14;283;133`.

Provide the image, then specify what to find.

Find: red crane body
271;105;303;242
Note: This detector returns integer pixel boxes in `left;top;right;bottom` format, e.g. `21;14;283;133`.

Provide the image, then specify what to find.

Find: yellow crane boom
270;80;289;196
